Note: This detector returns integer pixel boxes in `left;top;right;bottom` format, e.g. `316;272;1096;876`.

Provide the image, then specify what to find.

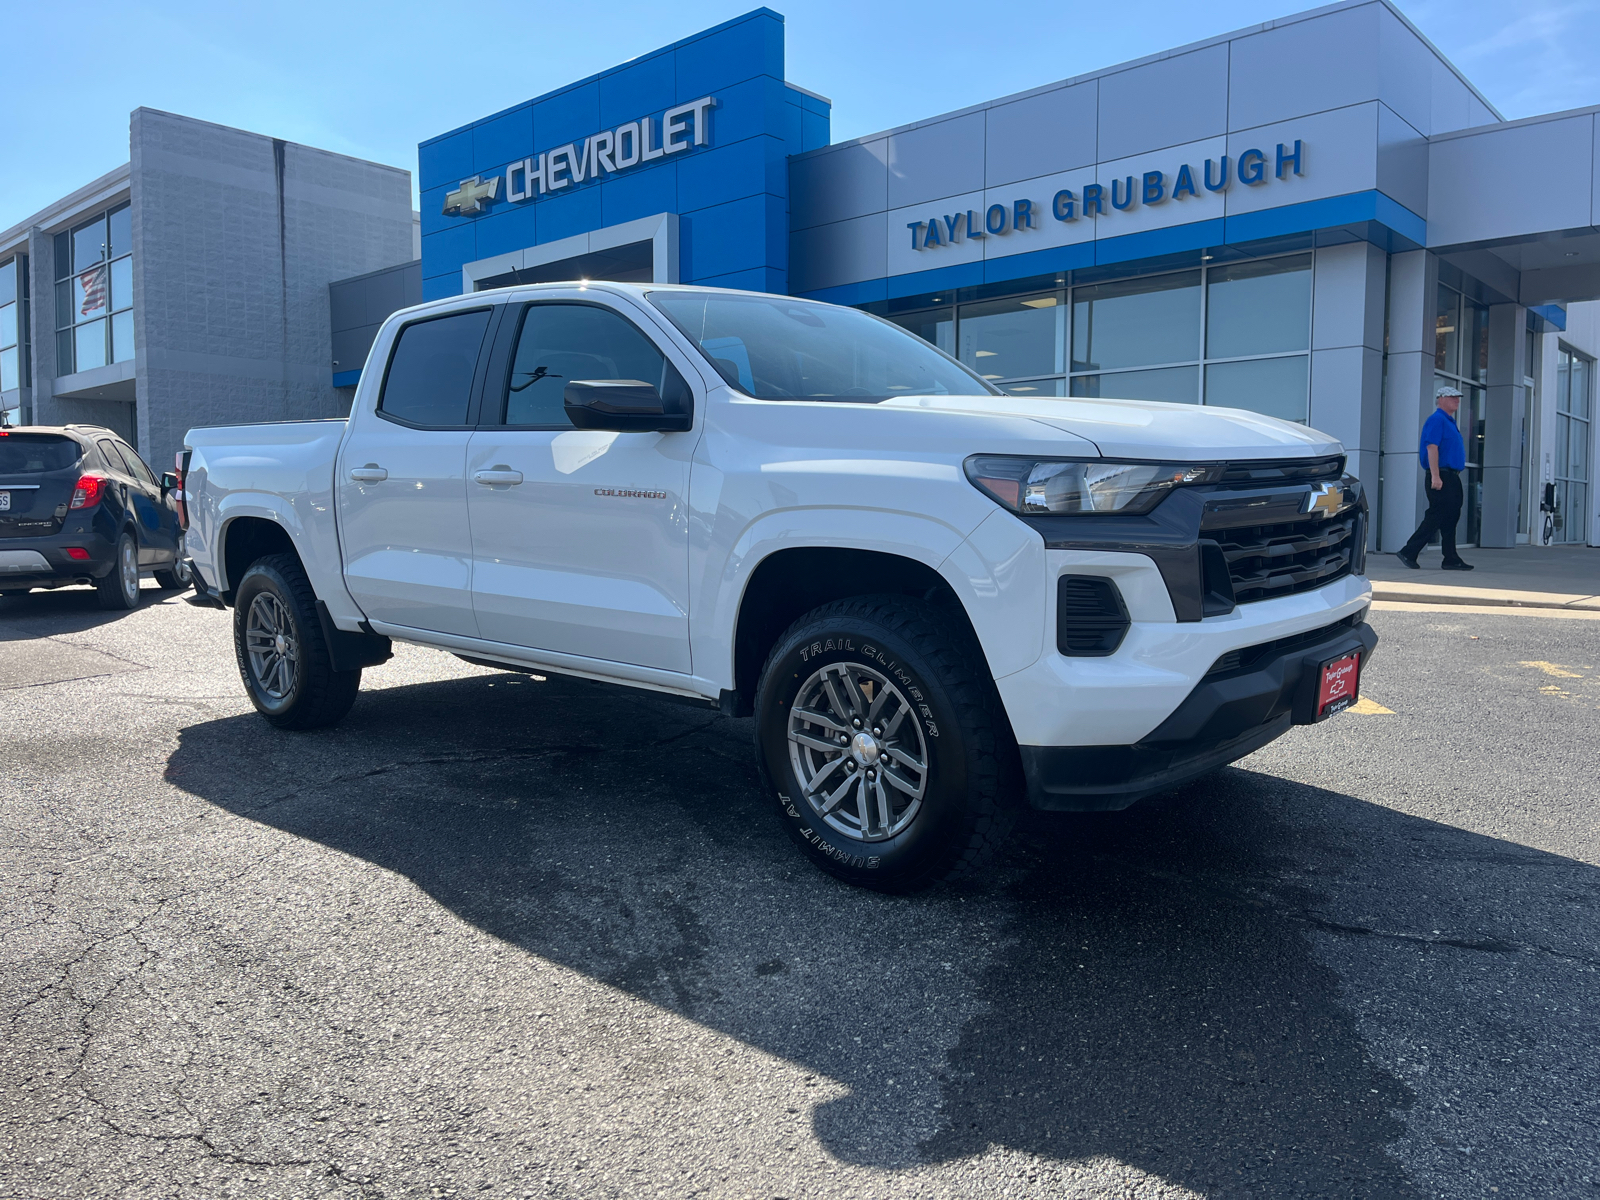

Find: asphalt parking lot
2;586;1598;1199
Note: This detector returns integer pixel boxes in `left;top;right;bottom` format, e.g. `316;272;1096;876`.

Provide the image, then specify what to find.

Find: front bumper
1020;613;1378;811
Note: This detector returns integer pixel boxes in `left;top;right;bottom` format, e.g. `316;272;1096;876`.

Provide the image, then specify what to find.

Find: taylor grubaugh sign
905;139;1305;250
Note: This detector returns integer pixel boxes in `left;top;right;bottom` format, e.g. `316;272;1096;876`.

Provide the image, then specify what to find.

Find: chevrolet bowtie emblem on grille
1305;481;1344;517
442;175;500;216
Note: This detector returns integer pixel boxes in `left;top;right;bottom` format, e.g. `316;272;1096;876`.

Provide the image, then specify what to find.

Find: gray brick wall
130;109;413;471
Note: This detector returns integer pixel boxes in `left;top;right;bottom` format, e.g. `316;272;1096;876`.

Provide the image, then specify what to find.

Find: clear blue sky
3;0;1597;232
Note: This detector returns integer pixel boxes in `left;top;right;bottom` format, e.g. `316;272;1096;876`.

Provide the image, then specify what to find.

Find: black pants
1401;468;1465;562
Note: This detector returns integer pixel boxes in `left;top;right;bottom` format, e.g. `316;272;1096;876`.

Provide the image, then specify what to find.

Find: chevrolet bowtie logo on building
442;175;500;216
1305;482;1345;517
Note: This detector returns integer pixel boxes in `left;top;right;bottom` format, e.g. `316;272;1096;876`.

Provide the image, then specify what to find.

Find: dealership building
4;0;1598;548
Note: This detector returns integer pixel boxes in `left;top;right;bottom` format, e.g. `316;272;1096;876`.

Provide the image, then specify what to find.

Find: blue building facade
417;8;828;301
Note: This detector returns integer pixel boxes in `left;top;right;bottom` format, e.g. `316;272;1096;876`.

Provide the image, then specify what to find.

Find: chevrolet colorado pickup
181;281;1375;890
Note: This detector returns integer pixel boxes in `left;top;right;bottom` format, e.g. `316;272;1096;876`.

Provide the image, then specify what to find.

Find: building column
26;228;63;428
1310;243;1386;548
1480;303;1528;547
1378;249;1438;551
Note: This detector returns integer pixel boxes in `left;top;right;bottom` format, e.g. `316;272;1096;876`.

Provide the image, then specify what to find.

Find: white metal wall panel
1097;44;1229;161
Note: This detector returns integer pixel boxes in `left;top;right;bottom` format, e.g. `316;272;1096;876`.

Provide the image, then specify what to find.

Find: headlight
965;455;1223;515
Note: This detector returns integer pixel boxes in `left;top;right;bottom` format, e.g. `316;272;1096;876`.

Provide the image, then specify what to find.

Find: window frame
54;203;134;376
374;305;499;432
485;298;696;432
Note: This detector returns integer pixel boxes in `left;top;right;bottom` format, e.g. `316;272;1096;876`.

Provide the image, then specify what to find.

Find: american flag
78;265;108;316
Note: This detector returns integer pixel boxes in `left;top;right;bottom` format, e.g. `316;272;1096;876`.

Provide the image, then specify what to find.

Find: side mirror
160;472;179;493
563;380;691;433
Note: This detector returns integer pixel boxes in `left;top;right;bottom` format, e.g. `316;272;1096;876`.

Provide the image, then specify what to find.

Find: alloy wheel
787;661;929;842
245;593;298;700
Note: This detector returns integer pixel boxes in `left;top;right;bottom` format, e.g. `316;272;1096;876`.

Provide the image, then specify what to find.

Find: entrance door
1554;347;1592;543
337;306;493;636
465;298;696;674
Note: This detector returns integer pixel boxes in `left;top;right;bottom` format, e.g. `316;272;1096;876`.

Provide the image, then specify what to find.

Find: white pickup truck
182;281;1375;890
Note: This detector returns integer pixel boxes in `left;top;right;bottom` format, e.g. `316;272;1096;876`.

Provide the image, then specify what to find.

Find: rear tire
753;595;1019;892
95;532;141;611
232;553;361;730
153;558;191;591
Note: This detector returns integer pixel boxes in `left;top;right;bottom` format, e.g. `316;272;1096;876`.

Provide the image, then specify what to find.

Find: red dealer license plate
1316;653;1361;719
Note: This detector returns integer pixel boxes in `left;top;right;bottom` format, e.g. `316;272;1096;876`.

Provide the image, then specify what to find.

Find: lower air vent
1057;575;1131;657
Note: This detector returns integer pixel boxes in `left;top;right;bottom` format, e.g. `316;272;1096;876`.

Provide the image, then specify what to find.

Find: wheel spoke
884;745;925;772
793;707;848;733
854;776;872;834
839;667;869;718
802;755;847;794
874;777;891;833
881;764;921;797
819;771;856;814
791;730;842;755
821;674;854;724
881;701;910;740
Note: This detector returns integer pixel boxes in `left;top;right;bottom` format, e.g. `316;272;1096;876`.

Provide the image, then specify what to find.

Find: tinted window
649;290;995;402
0;435;82;474
379;309;492;426
99;439;136;476
503;303;687;427
119;442;159;486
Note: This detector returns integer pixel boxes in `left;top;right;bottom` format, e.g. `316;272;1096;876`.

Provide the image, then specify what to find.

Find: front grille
1204;610;1368;678
1212;512;1357;604
1219;456;1344;485
1057;575;1131;657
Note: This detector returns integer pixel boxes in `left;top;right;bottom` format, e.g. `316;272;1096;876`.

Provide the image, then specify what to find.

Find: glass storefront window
55;203;132;375
886;309;954;356
1072;271;1200;372
958;293;1063;381
879;253;1319;422
112;311;135;364
0;257;24;396
1205;357;1309;422
1205;254;1310;360
1001;378;1066;397
75;320;108;372
1463;299;1489;384
1554;347;1591;544
1435;284;1459;374
1070;366;1199;404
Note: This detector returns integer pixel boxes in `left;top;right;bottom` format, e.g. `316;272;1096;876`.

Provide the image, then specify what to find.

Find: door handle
473;468;525;486
349;464;388;483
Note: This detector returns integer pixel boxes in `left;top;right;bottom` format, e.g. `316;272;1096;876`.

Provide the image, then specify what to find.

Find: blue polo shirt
1419;407;1466;471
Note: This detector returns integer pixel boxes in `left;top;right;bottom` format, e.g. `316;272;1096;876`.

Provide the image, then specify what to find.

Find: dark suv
0;425;187;610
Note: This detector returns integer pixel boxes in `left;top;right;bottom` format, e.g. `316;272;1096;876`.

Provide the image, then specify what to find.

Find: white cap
1436;385;1463;399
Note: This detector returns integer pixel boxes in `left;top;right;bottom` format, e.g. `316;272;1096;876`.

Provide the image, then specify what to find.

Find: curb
1370;583;1600;611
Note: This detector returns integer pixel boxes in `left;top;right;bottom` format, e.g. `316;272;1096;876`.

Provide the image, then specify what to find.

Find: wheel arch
218;515;302;603
727;546;989;718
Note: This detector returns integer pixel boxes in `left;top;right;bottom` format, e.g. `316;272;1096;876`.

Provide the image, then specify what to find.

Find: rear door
336;305;497;637
0;433;85;543
104;440;179;565
464;297;697;673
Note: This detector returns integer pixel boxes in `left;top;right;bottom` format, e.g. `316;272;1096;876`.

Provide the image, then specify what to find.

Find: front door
466;298;697;674
336;306;494;637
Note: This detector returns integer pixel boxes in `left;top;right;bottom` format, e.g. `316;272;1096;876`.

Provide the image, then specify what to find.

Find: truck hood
879;393;1343;461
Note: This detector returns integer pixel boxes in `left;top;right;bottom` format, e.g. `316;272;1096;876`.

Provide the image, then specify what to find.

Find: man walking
1397;385;1474;571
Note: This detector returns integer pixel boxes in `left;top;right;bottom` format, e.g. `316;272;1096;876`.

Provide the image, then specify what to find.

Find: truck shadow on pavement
165;667;1596;1198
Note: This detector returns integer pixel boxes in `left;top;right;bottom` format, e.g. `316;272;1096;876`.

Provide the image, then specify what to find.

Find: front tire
95;532;142;611
232;553;361;730
754;596;1019;892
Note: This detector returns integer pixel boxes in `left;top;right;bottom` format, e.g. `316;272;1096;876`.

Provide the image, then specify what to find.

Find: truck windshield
648;290;998;402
